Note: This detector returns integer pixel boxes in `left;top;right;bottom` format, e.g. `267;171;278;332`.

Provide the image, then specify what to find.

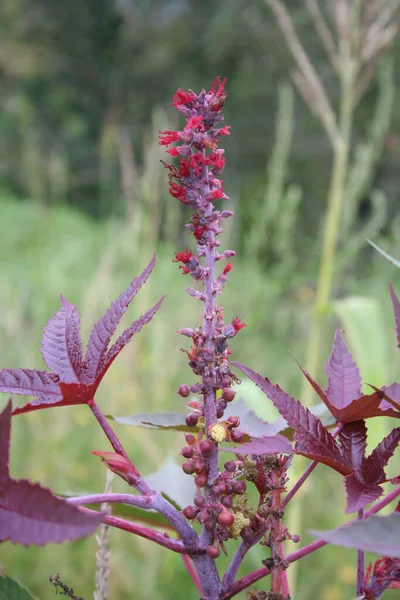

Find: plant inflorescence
1;78;400;600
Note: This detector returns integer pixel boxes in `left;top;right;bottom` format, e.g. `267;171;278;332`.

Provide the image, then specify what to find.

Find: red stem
77;506;186;553
223;485;400;599
356;509;365;595
270;471;284;596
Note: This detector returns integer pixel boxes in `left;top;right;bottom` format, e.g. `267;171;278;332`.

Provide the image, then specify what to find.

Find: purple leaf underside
225;434;293;455
339;421;367;474
0;400;103;546
310;513;400;557
325;330;362;411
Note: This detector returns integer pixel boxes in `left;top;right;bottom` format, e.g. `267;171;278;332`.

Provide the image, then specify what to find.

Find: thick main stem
356;509;365;595
270;470;285;596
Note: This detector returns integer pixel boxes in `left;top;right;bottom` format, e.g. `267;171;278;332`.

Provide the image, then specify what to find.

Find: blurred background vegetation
0;1;400;598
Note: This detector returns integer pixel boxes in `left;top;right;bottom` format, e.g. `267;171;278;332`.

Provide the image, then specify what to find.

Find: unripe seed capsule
182;460;196;475
221;376;231;387
227;415;240;428
218;511;235;528
199;440;213;456
185;413;199;428
220;495;233;508
222;388;236;402
195;473;208;488
204;518;216;532
181;445;194;458
178;384;190;397
194;459;205;474
197;509;209;524
185;434;196;445
183;505;199;520
194;496;205;507
291;534;300;544
230;428;244;443
232;480;246;495
206;545;220;559
224;460;236;473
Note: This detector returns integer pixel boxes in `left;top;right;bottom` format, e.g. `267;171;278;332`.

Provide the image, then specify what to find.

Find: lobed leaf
84;253;156;381
0;369;61;401
325;330;362;412
344;474;383;514
310;513;400;556
233;363;349;474
360;427;400;485
339;421;367;474
40;296;83;383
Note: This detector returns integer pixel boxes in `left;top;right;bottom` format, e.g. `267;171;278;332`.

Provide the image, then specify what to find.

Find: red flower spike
232;317;246;332
174;248;194;264
158;130;180;146
222;263;233;276
166;147;180;157
184;116;204;132
218;126;231;136
169;183;189;204
171;89;196;109
1;255;164;415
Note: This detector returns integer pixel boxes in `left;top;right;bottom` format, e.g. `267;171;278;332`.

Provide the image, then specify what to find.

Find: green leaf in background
0;576;37;600
333;296;389;389
107;412;192;432
367;239;400;268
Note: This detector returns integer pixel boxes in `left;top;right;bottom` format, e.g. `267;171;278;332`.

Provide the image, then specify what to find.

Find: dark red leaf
84;253;156;381
40;296;84;383
360;427;400;485
0;400;103;545
339;421;367;473
344;473;383;513
0;255;163;415
390;282;400;350
232;363;349;475
0;369;61;401
98;296;165;383
325;330;362;410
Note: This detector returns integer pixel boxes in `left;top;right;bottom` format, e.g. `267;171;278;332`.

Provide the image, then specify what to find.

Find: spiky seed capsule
206;545;220;559
227;415;240;428
185;413;199;427
199;439;213;456
232;480;246;495
178;384;191;397
218;511;235;528
181;445;194;458
195;473;208;488
210;424;227;443
182;460;196;475
222;388;236;402
224;460;236;473
194;458;205;474
230;428;244;443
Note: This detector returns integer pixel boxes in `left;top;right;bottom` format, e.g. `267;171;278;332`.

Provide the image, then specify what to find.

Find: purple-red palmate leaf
390;282;400;350
344;474;383;514
232;362;351;475
338;421;368;474
359;427;400;485
292;331;400;422
0;255;165;415
0;400;103;545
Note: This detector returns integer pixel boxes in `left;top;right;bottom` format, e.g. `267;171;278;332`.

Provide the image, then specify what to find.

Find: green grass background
0;195;399;599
